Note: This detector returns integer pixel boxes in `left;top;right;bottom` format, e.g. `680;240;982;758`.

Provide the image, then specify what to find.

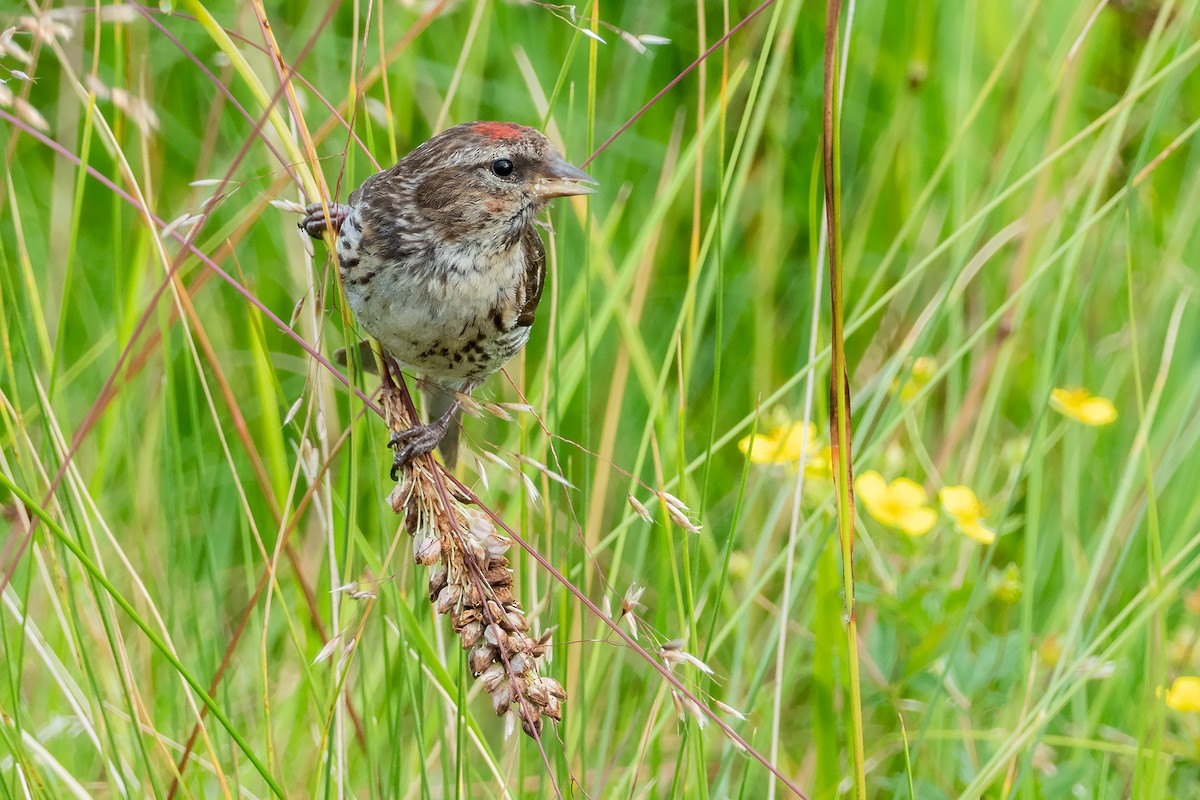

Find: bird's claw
388;422;449;480
300;202;350;239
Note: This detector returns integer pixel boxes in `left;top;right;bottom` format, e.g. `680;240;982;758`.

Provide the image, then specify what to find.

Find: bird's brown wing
516;225;546;327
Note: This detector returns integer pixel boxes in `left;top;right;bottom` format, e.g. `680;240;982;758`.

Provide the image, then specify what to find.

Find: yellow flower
739;422;821;465
1165;676;1200;712
1050;388;1117;426
1186;585;1200;616
988;563;1021;604
804;445;834;481
727;551;752;580
939;485;996;545
894;356;939;401
855;471;937;536
1038;636;1062;668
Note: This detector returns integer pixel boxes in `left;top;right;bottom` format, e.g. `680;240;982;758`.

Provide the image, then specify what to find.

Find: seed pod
541;677;567;699
483;534;512;559
505;611;529;633
521;715;543;738
491;681;512;715
479;662;506;692
467;513;496;542
455;607;482;627
526;679;549;706
434;584;462;614
469;644;497;674
484;565;514;588
458;620;483;648
462;535;486;563
427;565;448;600
413;532;441;565
508;652;529;675
543;694;562;721
485;599;505;622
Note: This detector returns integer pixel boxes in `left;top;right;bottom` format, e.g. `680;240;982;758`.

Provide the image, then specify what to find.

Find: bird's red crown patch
472;121;525;140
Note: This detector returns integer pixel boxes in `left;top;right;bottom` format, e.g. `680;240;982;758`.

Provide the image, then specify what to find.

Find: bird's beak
534;158;597;199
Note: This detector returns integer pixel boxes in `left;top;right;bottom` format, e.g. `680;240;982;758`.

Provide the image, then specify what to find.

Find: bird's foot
389;418;451;480
300;202;351;238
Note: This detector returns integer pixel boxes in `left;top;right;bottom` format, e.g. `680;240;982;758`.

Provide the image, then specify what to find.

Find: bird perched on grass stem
301;121;595;478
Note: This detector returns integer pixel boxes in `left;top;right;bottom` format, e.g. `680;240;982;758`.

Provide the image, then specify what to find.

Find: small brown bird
301;121;595;477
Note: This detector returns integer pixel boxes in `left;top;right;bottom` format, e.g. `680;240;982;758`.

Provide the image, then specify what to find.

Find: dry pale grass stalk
380;387;564;739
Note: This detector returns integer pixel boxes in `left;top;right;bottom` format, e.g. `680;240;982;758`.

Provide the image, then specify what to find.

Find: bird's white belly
344;244;530;384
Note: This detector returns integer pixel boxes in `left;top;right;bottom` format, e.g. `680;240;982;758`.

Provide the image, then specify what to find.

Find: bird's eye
490;158;515;178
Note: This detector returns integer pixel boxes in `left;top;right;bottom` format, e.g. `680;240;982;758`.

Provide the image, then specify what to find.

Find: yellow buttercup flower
1050;388;1117;426
804;445;834;481
1165;676;1200;712
939;485;996;545
1038;636;1062;667
988;563;1021;604
855;471;937;536
894;356;939;401
738;422;821;465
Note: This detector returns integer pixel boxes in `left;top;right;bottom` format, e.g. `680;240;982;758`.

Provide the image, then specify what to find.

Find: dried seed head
714;700;747;720
455;607;482;627
484;564;514;588
19;14;72;44
466;510;496;541
485;599;505;622
434;584;462;615
483;533;512;559
543;694;562;721
659;643;715;676
463;582;484;607
428;564;448;600
11;96;48;132
522;715;543;739
508;652;530;675
481;402;513;420
313;635;340;665
479;662;506;692
521;472;542;506
388;479;411;514
413;531;442;565
462;535;487;563
469;644;497;674
383;387;564;738
667;504;703;534
526;680;548;706
491;681;512;715
541;677;567;700
459;620;484;648
628;494;654;523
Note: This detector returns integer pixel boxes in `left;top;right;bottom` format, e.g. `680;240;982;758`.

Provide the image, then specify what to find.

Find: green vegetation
2;1;1199;797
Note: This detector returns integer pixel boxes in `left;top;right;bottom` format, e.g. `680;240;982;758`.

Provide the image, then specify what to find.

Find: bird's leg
389;400;459;480
300;202;352;239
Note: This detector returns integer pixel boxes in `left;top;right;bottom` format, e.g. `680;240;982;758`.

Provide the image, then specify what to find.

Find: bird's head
401;121;596;246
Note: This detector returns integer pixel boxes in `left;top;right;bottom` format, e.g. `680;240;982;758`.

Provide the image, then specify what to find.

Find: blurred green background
2;1;1200;797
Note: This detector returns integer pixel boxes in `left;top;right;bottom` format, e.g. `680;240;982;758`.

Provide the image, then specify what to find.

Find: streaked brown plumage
301;122;594;476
